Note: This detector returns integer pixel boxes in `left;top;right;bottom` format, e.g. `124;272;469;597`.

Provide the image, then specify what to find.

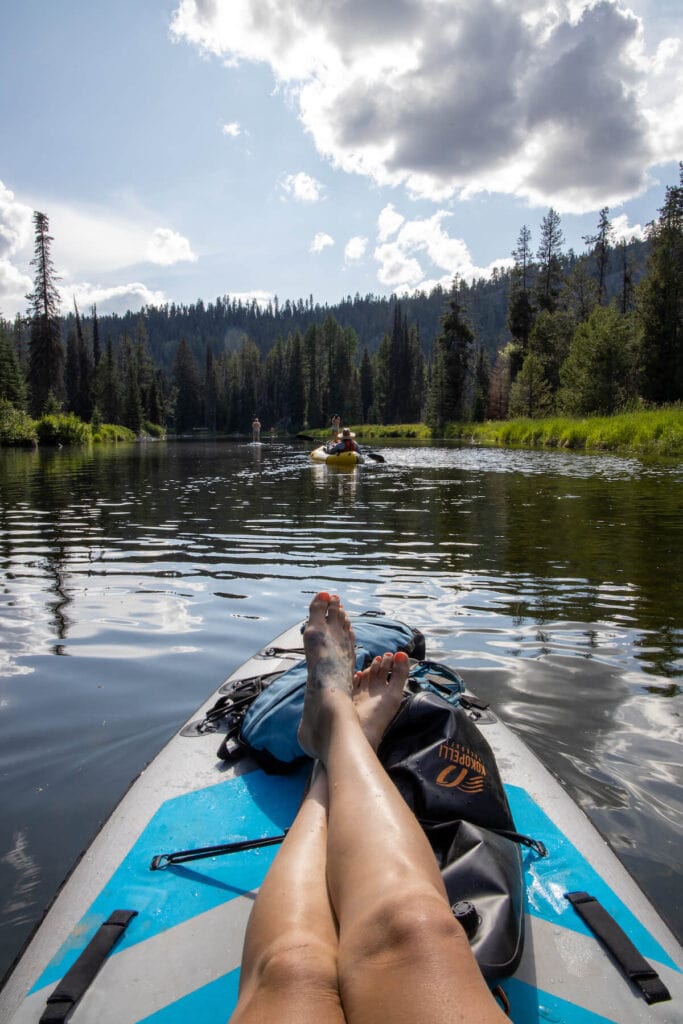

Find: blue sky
1;0;681;319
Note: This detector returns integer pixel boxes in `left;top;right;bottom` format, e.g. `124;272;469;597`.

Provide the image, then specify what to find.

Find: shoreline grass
336;407;683;458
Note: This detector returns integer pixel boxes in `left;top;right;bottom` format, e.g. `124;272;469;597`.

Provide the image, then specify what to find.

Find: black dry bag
378;689;527;981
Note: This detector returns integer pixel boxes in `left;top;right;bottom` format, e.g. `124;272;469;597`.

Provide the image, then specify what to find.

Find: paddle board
0;620;680;1023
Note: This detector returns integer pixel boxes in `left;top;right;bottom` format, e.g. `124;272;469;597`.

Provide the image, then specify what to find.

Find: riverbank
343;407;683;458
0;401;164;447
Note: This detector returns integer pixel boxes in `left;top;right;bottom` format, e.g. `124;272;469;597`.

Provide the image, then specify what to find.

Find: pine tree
507;226;535;377
286;330;306;430
385;303;408;423
508;353;553;418
618;240;635;315
528;310;575;395
91;304;101;367
487;347;512;420
373;333;390;423
133;317;157;423
120;335;144;433
26;211;64;415
427;281;475;430
204;344;219;432
72;300;94;420
561;258;598;322
559;306;636;415
472;346;490;422
65;322;80;415
583;207;613;305
406;324;425;422
95;336;121;423
148;370;165;427
535;209;565;313
172;337;203;432
303;325;322;428
359;346;374;423
0;325;28;407
636;163;683;404
237;339;262;430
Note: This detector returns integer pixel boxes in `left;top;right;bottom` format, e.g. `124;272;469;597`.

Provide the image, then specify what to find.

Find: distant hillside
86;238;649;371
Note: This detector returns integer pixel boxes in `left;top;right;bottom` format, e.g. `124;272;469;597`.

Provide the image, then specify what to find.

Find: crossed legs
231;593;507;1024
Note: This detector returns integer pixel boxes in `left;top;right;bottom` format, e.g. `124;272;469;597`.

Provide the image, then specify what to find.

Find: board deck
0;622;680;1023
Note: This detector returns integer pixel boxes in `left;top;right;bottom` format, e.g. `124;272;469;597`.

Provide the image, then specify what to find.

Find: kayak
310;443;364;465
0;619;681;1023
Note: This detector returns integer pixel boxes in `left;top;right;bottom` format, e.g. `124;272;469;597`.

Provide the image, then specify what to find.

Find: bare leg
231;603;411;1023
230;762;344;1024
299;593;507;1024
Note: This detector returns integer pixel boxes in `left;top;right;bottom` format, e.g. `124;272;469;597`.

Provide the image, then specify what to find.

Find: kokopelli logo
435;741;487;793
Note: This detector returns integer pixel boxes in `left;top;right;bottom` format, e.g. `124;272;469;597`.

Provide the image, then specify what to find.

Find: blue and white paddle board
0;621;680;1023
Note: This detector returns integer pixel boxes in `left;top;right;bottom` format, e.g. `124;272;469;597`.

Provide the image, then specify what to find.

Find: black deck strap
150;831;288;870
565;892;671;1004
40;910;137;1022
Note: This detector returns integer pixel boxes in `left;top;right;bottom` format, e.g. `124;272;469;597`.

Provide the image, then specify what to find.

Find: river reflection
0;439;681;979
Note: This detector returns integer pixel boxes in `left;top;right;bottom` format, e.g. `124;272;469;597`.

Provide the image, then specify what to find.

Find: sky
0;0;681;320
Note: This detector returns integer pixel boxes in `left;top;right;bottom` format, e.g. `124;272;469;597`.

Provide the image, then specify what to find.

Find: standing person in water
330;413;341;438
230;593;507;1024
329;426;360;454
251;417;261;443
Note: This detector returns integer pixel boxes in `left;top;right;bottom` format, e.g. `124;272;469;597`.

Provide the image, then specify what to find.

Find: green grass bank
340;407;683;457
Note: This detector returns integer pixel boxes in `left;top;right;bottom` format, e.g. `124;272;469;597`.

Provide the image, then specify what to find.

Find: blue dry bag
239;614;425;770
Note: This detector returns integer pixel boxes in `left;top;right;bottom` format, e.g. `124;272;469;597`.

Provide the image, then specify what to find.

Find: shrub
95;423;137;443
35;413;91;445
0;399;37;446
143;421;166;438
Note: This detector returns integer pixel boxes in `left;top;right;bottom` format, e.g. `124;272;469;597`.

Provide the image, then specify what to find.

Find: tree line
0;165;680;438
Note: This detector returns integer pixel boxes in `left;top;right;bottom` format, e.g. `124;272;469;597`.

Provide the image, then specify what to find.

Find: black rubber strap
40;910;137;1022
565;892;671;1004
150;831;287;870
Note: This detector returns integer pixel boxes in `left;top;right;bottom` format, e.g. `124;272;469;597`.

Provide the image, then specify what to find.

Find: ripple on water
0;438;681;974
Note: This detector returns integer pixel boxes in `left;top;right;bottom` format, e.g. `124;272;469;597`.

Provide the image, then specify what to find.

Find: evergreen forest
0;165;681;444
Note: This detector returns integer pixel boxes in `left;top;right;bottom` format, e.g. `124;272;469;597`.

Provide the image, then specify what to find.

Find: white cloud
311;232;334;253
146;227;198;265
0;184;194;317
229;289;273;307
63;281;167;316
171;0;683;213
17;199;196;275
611;213;646;243
0;259;32;315
374;207;512;291
0;181;34;315
281;171;324;203
651;36;680;75
344;235;368;262
0;181;32;260
222;121;242;136
377;204;405;243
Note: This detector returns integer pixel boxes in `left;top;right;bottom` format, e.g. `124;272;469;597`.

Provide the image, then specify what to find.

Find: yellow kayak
310;444;364;466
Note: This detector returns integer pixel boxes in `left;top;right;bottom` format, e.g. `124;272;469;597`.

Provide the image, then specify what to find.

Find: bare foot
353;652;410;749
297;592;357;760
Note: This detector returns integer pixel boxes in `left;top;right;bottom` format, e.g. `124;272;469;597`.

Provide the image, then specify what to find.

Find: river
0;438;681;981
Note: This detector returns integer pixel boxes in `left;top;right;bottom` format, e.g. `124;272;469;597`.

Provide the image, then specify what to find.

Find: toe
390;651;411;689
308;592;330;625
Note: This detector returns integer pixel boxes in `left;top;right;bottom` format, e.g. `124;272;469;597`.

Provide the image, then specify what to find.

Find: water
0;439;681;981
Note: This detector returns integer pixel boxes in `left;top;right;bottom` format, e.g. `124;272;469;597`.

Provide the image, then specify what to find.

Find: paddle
295;433;385;463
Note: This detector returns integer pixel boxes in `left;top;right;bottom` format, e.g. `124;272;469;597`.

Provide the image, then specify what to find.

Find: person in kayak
328;426;361;454
230;593;507;1024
